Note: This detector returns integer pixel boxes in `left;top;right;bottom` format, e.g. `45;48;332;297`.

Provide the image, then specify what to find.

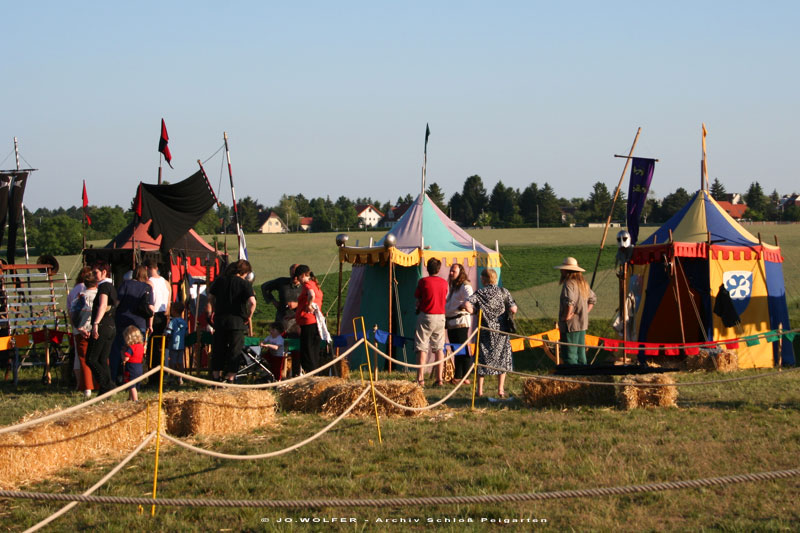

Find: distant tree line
21;175;798;255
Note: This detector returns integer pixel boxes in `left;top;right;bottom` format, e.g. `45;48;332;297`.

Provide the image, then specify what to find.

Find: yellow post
150;336;167;516
355;316;382;444
471;309;483;410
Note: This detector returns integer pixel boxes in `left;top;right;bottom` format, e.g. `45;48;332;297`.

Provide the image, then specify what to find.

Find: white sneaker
83;390;92;398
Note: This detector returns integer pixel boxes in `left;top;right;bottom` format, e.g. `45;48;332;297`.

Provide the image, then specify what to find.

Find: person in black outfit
85;261;118;394
209;260;257;382
260;264;302;325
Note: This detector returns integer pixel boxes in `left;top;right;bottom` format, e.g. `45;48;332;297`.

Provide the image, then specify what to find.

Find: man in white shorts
414;258;448;387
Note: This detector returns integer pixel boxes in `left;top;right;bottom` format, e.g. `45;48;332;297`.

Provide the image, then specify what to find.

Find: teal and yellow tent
629;189;794;368
337;193;501;368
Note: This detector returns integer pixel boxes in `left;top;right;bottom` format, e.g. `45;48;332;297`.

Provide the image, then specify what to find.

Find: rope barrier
0;366;162;435
22;432;156;533
479;325;800;352
162;339;364;389
365;328;479;369
478;363;800;387
3;467;797;508
158;387;370;460
371;363;475;412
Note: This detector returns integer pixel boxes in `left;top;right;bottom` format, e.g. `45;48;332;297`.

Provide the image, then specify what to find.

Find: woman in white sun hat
555;257;596;365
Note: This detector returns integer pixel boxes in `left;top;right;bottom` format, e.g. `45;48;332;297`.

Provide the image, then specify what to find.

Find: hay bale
685;350;739;372
617;374;678;409
162;389;276;437
278;377;345;413
521;376;616;408
0;402;161;490
321;380;427;418
714;350;738;372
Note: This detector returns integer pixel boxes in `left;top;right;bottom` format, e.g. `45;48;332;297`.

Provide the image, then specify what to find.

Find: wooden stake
590;127;641;289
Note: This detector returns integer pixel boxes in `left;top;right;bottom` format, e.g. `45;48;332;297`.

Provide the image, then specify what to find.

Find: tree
30;215;83;255
744;181;767;220
537;183;562;226
653;187;691;222
275;194;300;231
710;178;727;200
448;192;471;226
518;183;539;225
587;182;613;222
333;196;359;230
194;207;223;235
426;182;447;212
488;181;519;226
236;196;265;232
87;205;129;238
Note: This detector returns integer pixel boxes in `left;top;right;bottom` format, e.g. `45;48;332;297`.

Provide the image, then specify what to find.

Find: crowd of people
66;254;595;400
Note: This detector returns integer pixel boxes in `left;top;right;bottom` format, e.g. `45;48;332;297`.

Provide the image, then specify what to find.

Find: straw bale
277;377;345;413
685;350;738;372
0;402;161;490
162;389;276;437
320;380;427;418
617;374;678;410
521;376;616;408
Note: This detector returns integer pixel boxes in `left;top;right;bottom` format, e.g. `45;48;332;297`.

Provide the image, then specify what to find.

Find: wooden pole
590;127;641;289
223;133;244;260
668;230;686;344
387;257;393;372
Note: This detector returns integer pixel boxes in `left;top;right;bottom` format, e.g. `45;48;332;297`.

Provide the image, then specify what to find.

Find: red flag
135;183;143;219
158;118;173;168
82;180;92;225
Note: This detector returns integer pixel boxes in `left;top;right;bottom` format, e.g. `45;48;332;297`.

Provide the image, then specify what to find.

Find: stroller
235;347;276;383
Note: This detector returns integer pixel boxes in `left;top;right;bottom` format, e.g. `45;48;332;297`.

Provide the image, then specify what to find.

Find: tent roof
105;220;217;255
640;189;767;248
377;193;495;254
339;193;499;267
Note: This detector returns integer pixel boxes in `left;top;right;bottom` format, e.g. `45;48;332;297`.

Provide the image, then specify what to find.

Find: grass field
4;223;800;531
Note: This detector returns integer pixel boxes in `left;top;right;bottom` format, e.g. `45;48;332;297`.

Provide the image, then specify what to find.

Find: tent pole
387;257;393;372
668;230;686;345
590;127;641;289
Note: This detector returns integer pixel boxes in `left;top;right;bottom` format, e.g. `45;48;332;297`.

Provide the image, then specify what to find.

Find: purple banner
627;158;655;244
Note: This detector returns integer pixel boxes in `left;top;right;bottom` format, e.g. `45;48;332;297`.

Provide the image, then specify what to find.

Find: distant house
355;204;385;228
257;211;289;234
779;194;800;211
378;203;412;228
717;201;747;220
298;217;313;231
718;192;744;205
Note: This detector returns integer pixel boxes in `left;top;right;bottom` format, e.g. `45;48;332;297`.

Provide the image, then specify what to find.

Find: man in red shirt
414;258;449;387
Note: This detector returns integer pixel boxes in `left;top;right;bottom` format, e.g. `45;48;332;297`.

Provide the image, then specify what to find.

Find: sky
2;1;799;211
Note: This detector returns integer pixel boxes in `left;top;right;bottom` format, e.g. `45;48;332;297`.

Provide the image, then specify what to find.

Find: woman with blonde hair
555;257;596;365
464;268;517;398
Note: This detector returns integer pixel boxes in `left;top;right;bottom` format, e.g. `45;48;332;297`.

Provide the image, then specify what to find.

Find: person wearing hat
555;257;596;365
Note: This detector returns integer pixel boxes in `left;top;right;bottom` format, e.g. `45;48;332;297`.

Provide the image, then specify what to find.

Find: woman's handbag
504;312;517;334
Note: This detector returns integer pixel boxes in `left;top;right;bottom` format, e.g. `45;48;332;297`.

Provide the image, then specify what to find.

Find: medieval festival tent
338;193;501;369
629;189;794;368
83;170;226;296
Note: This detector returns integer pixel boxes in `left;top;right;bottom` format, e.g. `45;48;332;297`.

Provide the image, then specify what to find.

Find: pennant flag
424;123;430;155
238;227;249;261
159;118;173;168
134;183;143;220
374;329;389;345
510;337;526;352
626;158;656;244
82;180;92;225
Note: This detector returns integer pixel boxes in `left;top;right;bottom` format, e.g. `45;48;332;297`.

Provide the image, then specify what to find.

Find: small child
260;321;286;381
122;325;145;401
164;301;188;385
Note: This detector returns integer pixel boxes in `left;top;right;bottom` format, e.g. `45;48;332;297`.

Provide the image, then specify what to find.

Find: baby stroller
235;347;276;383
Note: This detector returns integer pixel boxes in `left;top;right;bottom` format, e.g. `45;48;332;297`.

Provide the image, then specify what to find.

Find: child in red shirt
122;325;145;401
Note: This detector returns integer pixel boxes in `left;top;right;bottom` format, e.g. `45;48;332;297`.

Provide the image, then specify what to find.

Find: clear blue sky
3;1;798;210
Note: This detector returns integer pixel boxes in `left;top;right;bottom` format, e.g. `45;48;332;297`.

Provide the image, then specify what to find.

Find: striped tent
629;189;793;367
338;193;501;369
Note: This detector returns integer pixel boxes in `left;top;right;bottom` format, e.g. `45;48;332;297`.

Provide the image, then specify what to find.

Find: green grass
2;366;800;531
5;225;800;531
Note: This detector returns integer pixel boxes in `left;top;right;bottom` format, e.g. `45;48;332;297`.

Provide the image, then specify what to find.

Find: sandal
417;380;425;388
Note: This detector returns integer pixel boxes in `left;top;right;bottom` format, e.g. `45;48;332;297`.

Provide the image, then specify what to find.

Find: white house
257;211;289;234
355;204;384;228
